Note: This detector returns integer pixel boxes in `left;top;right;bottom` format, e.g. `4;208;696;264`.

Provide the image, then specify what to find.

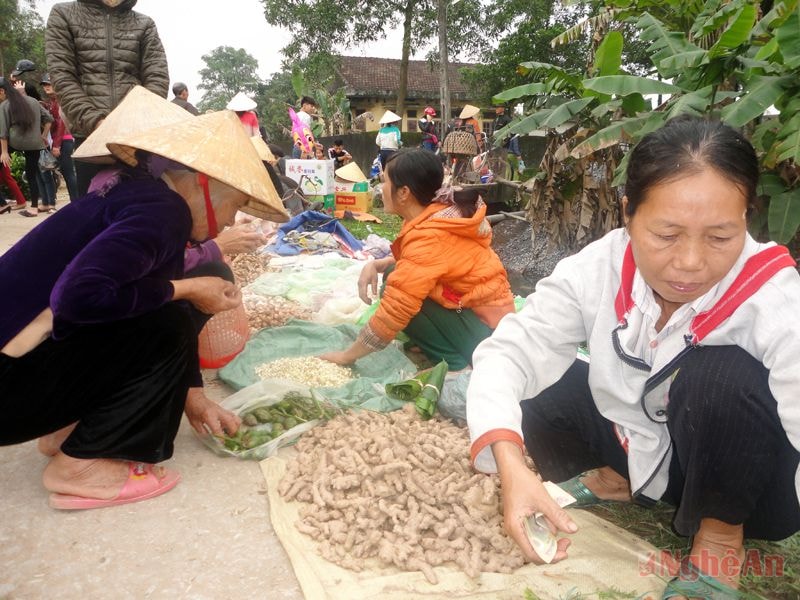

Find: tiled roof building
333;55;489;132
335;56;473;99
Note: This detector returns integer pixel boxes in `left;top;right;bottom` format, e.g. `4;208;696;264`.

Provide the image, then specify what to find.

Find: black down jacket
44;0;169;137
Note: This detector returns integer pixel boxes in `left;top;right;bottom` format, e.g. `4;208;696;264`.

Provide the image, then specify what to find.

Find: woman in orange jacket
322;148;514;371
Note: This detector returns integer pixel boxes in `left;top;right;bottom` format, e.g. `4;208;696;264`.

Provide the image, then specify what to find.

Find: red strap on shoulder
614;242;796;339
614;243;637;322
689;245;795;344
198;173;218;240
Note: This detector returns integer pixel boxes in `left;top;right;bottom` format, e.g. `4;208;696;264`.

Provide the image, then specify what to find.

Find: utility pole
437;0;450;139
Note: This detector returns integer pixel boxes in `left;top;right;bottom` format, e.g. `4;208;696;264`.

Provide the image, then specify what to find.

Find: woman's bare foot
688;518;744;589
37;422;78;456
579;467;632;502
42;452;134;500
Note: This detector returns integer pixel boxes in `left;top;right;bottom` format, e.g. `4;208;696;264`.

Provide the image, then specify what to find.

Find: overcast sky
34;0;408;103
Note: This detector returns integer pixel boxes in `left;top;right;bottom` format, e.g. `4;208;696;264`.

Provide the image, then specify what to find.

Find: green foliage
462;2;590;106
0;0;46;78
285;65;352;139
338;208;402;241
258;71;297;143
10;151;29;199
495;0;800;249
260;0;488;119
196;46;263;112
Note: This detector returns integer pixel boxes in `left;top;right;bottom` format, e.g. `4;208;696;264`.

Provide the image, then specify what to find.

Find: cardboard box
285;159;335;195
334;178;370;193
334;178;358;193
335;191;372;213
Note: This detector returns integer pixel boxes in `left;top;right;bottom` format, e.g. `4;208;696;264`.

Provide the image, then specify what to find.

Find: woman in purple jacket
0;110;286;510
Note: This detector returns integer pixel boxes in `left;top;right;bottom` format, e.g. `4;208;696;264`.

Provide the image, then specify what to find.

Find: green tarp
218;320;419;412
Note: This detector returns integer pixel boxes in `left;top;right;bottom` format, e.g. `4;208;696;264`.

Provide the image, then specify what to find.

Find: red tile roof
336;56;475;99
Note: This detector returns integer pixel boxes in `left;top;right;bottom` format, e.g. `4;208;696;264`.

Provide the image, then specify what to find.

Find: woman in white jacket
467;116;800;599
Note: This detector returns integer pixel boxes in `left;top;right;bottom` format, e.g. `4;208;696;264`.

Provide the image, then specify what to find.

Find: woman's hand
493;441;577;564
319;349;356;366
171;276;241;314
214;223;266;255
184;388;241;436
358;262;380;304
0;151;11;168
320;340;373;366
358;257;394;304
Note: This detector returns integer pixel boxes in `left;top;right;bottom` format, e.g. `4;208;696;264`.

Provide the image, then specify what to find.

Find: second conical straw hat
459;104;481;119
106;110;288;223
335;162;367;182
379;110;402;124
73;86;193;164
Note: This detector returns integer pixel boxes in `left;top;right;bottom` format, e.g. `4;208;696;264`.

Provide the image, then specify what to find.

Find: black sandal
19;209;39;217
0;205;11;215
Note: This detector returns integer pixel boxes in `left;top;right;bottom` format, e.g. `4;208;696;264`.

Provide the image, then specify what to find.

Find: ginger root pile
278;405;525;584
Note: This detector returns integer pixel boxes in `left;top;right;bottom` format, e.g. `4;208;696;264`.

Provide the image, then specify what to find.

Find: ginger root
279;404;525;583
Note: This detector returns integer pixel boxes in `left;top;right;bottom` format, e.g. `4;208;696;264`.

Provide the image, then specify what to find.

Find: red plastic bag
198;303;249;368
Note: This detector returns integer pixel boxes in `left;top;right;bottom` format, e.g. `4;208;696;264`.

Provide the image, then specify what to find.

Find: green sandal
556;472;608;507
662;559;743;599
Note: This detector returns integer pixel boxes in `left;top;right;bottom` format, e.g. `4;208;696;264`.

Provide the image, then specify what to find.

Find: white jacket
467;228;800;503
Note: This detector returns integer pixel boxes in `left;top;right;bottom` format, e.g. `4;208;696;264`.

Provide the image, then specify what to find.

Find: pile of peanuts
243;294;312;334
230;253;272;286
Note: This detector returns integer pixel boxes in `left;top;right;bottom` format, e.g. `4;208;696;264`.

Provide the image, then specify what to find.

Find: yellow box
335;191;372;213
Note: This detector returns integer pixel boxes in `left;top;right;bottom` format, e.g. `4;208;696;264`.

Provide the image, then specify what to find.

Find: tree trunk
438;0;450;136
396;0;414;122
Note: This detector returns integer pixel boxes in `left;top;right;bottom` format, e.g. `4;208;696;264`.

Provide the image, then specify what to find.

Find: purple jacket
0;178;191;351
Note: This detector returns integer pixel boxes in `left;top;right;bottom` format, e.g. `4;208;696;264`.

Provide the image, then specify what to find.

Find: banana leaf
385;360;449;420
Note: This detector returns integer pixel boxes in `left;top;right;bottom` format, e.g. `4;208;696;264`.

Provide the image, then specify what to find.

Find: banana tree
492;30;672;248
498;0;800;251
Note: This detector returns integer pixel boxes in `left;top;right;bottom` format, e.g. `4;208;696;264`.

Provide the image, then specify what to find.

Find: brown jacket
44;0;169;137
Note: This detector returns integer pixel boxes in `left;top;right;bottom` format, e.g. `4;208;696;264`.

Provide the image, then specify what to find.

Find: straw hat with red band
73;85;194;164
106;110;288;223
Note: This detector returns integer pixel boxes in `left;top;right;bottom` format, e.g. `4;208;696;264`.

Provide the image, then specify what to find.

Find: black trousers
0;262;234;463
520;346;800;540
0;303;195;463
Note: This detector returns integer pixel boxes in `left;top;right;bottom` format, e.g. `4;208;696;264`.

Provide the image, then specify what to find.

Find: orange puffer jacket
369;201;515;343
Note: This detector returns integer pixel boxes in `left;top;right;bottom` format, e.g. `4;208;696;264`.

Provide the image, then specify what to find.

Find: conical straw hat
379;110;402;124
106;111;288;223
335;162;367;182
73;86;193;164
459;104;481;119
250;135;276;163
226;92;257;111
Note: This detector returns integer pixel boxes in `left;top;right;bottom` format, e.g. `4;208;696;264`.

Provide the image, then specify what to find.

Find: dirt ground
0;201;304;599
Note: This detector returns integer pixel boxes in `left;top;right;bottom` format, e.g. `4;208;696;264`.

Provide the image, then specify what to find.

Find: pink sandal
49;462;181;510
